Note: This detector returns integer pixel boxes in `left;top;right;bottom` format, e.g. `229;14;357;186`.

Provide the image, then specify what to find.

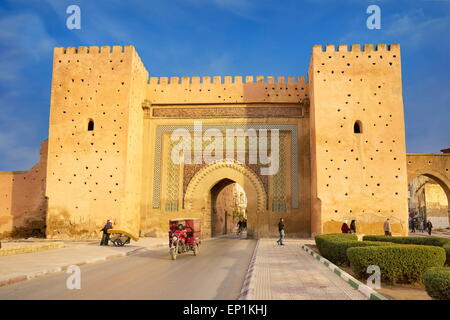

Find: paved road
0;237;256;300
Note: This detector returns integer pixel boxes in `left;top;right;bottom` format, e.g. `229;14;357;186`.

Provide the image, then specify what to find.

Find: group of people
340;220;357;234
100;213;437;249
340;216;434;236
409;215;433;235
341;218;392;236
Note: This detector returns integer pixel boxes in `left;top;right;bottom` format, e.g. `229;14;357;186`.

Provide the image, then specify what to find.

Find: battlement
52;45;148;82
148;75;306;85
54;45;136;55
312;44;400;53
146;75;308;104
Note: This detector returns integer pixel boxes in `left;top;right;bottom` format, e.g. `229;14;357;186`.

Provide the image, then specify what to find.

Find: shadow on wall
0;140;48;239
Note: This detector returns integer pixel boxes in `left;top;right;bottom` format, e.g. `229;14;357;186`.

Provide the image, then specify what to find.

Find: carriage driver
173;224;187;244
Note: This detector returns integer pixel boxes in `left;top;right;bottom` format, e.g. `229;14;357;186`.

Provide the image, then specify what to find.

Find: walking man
237;220;243;235
100;219;113;246
349;220;357;234
384;218;392;236
426;220;433;235
277;218;285;246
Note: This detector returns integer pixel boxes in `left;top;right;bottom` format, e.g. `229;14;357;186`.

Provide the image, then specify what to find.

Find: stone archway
408;170;450;222
184;160;267;238
407;154;450;228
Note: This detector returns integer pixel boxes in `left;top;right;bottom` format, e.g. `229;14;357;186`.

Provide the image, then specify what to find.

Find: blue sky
0;0;449;170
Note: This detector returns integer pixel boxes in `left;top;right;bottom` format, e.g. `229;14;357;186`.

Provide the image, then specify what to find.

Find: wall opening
88;119;94;131
354;121;362;134
210;178;247;237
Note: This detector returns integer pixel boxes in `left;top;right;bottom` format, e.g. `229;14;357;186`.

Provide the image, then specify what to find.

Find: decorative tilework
272;133;287;212
164;136;180;211
152;124;298;209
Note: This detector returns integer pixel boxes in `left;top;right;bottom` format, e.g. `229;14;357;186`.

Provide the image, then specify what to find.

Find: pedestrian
426;220;433;235
341;220;350;234
100;219;113;246
409;218;415;233
237;220;243;235
349;220;357;234
422;219;427;233
277;218;285;245
384;218;392;236
418;219;424;232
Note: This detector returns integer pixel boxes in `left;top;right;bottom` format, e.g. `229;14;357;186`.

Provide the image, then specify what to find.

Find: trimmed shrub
315;233;392;266
362;235;450;247
424;267;450;300
444;245;450;266
347;245;446;284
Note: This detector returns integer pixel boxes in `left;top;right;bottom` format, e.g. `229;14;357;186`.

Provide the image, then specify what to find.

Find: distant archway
408;171;450;229
210;179;247;237
407;154;450;230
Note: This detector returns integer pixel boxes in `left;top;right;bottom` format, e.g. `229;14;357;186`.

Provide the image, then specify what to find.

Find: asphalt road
0;237;256;300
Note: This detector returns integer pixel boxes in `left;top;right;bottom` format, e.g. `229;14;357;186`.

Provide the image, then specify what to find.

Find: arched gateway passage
407;154;450;229
184;160;267;238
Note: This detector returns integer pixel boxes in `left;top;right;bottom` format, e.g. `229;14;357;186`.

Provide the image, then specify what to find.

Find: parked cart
107;229;139;247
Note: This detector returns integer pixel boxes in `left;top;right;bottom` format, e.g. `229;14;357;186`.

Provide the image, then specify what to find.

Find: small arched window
88;119;94;131
354;121;362;134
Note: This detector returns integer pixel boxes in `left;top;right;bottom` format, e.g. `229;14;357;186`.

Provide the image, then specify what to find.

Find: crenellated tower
308;44;408;236
45;45;148;238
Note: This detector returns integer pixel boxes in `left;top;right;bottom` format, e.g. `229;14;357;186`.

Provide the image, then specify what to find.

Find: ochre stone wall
45;46;148;239
0;141;48;238
423;183;449;228
309;44;408;236
4;44;446;239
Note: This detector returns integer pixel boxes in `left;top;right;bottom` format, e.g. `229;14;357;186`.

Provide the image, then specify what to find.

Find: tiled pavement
251;239;367;300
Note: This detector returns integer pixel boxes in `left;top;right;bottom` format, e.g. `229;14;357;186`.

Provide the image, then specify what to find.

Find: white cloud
0;13;56;83
385;11;450;49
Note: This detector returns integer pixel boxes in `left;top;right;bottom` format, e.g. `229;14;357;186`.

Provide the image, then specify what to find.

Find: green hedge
362;235;450;247
423;267;450;300
363;235;450;265
315;233;393;266
444;245;450;266
347;245;446;284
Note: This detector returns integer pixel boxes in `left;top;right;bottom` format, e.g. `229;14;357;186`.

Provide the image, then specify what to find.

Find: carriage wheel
170;242;178;260
113;238;123;247
193;244;199;256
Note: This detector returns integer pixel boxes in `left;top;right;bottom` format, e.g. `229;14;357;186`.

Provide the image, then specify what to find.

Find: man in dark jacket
276;218;285;245
426;220;433;235
100;220;113;246
349;220;357;234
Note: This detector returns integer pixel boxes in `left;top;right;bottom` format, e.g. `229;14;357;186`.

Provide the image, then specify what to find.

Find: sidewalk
408;230;450;238
241;239;366;300
0;237;166;287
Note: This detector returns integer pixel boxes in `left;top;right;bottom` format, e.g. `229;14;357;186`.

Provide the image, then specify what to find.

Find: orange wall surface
0;141;48;238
